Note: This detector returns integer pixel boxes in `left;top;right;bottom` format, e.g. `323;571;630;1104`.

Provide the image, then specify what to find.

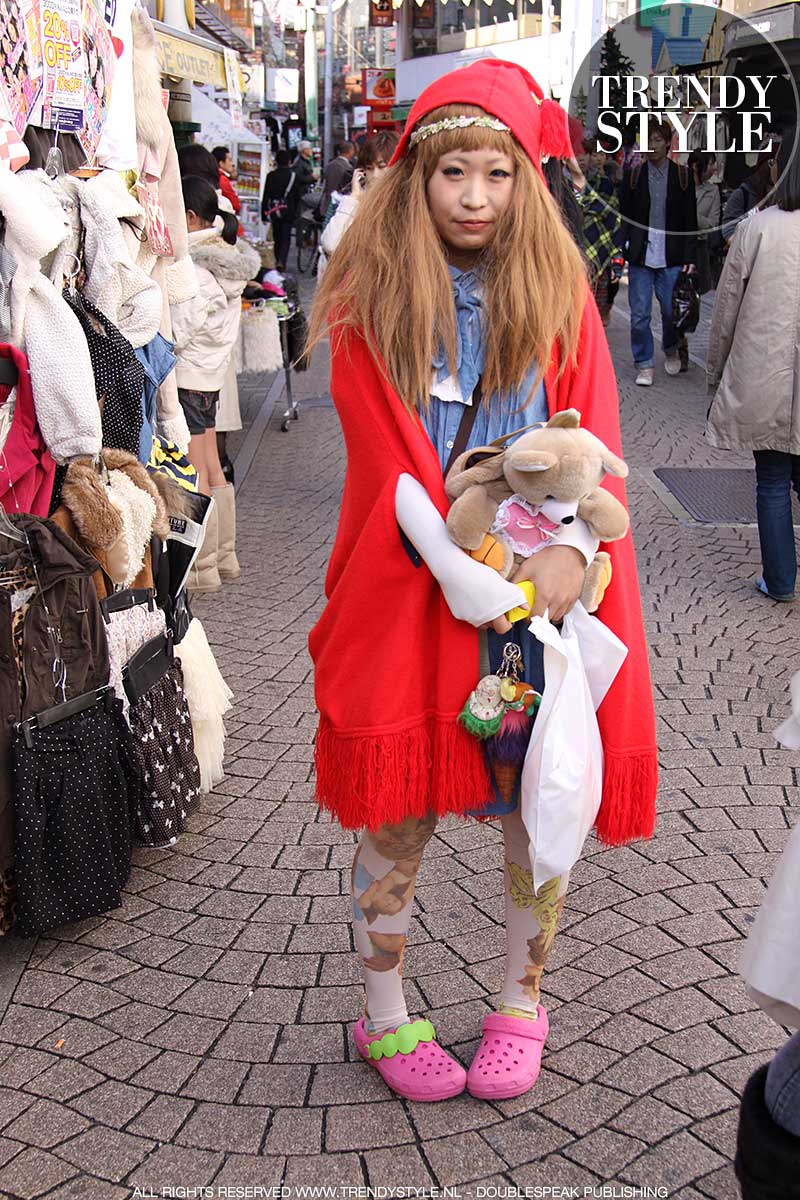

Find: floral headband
409;115;511;147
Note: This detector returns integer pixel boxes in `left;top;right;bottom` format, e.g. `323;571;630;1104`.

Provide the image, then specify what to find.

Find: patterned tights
351;807;568;1034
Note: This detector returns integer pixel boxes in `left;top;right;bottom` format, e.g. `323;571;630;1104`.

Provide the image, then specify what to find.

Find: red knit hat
390;59;572;176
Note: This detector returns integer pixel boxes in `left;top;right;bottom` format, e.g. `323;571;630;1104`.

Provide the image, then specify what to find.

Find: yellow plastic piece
594;558;613;608
507;580;536;624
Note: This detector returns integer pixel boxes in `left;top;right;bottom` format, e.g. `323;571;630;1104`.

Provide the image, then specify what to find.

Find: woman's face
427;146;515;269
364;157;388;185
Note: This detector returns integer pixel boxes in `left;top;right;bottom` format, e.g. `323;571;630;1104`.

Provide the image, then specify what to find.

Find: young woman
707;128;800;603
308;61;657;1104
319;130;400;272
171;176;259;591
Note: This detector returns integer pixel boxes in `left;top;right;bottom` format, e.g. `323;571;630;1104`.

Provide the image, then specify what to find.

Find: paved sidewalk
0;303;797;1200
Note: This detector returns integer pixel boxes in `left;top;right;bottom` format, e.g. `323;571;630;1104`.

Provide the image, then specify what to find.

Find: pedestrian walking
736;729;800;1197
620;117;697;386
722;142;779;243
689;149;722;295
262;149;301;271
706;128;800;604
571;134;624;327
308;62;657;1104
320;141;355;217
212;145;242;217
171;176;260;592
292;140;317;198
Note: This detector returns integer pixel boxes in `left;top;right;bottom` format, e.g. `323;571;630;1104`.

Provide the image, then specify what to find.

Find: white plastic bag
521;603;628;892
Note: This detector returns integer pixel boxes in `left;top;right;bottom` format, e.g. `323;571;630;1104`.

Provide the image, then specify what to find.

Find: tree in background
599;27;636;114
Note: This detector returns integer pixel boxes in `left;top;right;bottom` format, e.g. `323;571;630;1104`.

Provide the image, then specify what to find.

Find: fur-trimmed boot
188;502;221;594
213;483;240;581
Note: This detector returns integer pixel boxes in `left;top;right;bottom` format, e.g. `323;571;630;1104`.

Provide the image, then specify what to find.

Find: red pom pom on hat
539;99;573;161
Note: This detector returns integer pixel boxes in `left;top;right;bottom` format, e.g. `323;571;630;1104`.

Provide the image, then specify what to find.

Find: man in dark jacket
262;149;301;270
292;141;317;197
620;118;698;385
320;141;355;215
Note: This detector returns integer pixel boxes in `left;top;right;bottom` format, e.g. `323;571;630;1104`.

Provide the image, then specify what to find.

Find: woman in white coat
706;128;800;603
172;176;260;592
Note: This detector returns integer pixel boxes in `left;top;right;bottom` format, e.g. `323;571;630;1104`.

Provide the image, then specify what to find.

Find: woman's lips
457;220;490;231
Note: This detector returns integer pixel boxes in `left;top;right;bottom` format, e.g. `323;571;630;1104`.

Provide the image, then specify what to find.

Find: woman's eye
442;167;463;178
490;169;511;179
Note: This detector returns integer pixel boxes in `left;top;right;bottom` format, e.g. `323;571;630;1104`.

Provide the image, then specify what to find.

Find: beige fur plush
444;409;630;613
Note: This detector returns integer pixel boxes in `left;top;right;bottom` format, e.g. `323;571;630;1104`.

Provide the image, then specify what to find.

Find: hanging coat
0;514;110;933
0;344;55;518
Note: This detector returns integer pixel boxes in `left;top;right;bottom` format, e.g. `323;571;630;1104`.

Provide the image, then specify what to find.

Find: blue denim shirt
421;267;549;817
421;267;548;472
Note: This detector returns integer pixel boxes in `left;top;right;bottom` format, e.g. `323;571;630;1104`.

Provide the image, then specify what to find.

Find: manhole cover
654;467;800;525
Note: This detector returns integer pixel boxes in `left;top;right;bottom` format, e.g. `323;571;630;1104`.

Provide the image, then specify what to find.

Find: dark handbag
672;271;700;336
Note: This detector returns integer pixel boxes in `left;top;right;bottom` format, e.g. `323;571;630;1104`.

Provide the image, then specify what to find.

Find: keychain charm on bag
459;643;541;740
460;642;543;808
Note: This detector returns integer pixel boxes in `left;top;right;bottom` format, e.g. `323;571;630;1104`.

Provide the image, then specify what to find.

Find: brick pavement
0;288;797;1199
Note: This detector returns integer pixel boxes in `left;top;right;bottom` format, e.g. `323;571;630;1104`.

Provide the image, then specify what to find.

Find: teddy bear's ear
505;449;558;473
601;449;629;479
546;409;581;430
445;446;506;498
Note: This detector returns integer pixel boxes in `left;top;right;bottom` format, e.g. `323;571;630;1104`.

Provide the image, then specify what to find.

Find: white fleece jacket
172;229;260;392
0;169;101;462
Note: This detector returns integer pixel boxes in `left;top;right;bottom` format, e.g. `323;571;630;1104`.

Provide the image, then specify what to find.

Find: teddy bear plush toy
444;409;630;615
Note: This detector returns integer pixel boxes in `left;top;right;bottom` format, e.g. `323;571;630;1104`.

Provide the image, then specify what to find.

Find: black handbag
672;271;700;336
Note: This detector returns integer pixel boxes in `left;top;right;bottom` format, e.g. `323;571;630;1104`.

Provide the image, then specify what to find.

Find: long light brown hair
309;104;588;411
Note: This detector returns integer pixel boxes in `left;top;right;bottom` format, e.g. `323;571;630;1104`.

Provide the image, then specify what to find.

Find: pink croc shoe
353;1016;467;1102
467;1008;549;1100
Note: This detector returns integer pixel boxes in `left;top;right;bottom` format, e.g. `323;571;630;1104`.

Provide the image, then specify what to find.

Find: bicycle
296;209;323;275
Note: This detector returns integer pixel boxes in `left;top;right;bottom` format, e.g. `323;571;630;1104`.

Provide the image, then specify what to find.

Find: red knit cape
309;292;657;843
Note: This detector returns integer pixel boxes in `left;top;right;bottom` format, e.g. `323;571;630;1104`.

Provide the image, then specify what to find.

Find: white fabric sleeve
396;474;528;627
551;517;599;566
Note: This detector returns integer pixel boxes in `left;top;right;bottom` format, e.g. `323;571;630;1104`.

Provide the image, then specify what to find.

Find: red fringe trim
594;750;658;846
314;715;491;832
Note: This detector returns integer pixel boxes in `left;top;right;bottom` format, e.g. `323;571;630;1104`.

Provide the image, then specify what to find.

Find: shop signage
413;0;435;30
78;0;116;161
369;0;393;28
156;30;226;88
0;0;43;135
224;47;245;130
40;0;84;132
362;67;396;106
266;66;299;104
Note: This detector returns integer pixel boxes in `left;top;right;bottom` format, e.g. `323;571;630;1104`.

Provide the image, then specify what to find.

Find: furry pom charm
539;99;573;162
